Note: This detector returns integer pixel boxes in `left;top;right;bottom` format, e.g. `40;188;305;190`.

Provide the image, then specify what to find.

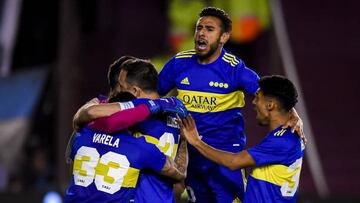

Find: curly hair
258;75;298;111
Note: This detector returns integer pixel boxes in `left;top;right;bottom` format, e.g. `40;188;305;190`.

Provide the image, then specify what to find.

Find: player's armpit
159;156;186;182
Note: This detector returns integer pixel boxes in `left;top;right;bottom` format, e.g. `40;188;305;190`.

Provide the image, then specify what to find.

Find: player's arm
72;98;120;131
89;97;188;133
174;137;188;176
159;156;186;181
88;104;150;133
178;115;256;170
173;137;188;199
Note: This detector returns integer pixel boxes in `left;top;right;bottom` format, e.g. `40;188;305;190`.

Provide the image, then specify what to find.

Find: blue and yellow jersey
245;127;305;203
132;114;181;203
65;127;166;203
158;49;259;152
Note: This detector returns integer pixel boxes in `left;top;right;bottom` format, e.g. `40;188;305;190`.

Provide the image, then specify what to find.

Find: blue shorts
185;152;246;203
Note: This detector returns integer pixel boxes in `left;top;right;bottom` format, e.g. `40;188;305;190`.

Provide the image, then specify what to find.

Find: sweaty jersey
66;127;166;203
132;114;181;203
245;127;305;203
158;49;259;152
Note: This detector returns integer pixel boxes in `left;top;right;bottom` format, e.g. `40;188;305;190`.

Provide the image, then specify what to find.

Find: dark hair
199;7;232;32
258;75;298;111
122;59;158;93
108;91;136;103
107;55;136;91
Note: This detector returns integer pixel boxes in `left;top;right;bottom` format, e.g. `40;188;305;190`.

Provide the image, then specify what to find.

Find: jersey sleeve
234;60;260;95
247;134;293;166
158;56;176;96
138;138;167;172
87;104;150;133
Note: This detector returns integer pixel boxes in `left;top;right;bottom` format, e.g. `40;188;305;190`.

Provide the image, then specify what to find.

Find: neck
268;111;290;131
197;47;223;64
140;91;159;99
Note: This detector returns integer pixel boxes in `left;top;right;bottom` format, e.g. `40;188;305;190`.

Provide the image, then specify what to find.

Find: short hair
258;75;298;111
199;7;232;32
107;55;136;91
108;91;136;103
121;59;158;93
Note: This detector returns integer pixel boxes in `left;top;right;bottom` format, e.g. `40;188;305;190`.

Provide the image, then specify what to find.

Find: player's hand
86;97;100;106
147;97;188;118
177;114;201;146
283;109;307;144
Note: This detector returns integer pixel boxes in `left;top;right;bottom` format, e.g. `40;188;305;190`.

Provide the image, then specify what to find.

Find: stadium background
0;0;359;202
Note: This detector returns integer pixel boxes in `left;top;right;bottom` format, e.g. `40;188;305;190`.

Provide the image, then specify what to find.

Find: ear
132;86;142;98
220;32;230;44
266;101;275;111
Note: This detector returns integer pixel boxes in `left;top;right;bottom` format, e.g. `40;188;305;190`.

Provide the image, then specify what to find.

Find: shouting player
158;7;304;202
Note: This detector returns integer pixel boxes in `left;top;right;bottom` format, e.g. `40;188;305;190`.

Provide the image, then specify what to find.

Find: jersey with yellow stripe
132;114;180;203
66;127;166;203
245;127;305;203
158;49;259;152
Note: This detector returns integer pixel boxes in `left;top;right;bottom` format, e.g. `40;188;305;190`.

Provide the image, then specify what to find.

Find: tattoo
160;156;186;181
174;138;188;175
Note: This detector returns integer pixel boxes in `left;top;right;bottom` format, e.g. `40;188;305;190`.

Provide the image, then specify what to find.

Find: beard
196;38;222;61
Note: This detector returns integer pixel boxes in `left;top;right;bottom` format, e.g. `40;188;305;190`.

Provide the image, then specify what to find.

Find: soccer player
74;58;189;203
65;92;186;203
179;75;305;203
158;6;304;202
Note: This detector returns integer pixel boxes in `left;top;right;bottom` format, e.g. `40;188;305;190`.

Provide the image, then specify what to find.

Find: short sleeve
247;135;291;166
158;56;176;96
234;61;260;95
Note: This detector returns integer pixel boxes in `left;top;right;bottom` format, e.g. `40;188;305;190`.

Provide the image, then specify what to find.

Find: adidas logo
180;77;190;85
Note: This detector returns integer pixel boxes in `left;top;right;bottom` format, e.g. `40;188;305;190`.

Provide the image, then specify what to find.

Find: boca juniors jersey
65;127;166;203
245;127;305;203
132;114;181;203
158;49;259;153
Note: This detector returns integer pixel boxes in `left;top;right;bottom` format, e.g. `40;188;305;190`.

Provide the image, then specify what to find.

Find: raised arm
72;98;120;131
88;104;150;133
178;115;256;170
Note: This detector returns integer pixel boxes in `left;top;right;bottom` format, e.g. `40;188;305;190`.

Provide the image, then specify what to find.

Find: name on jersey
182;94;217;111
93;133;120;148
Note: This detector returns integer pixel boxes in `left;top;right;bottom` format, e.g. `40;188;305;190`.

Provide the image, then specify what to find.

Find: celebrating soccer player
179;75;305;203
158;7;304;202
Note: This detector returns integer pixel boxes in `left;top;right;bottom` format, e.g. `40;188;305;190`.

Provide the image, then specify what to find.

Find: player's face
194;16;224;59
253;90;270;126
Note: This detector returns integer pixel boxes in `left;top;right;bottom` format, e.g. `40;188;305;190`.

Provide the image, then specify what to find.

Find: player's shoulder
220;50;243;68
270;127;301;146
174;49;196;60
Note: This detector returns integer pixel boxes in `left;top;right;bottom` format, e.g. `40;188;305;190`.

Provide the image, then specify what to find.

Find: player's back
132;114;180;203
245;127;305;203
66;127;166;203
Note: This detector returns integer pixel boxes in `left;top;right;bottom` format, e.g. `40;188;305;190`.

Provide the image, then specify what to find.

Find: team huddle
65;7;305;203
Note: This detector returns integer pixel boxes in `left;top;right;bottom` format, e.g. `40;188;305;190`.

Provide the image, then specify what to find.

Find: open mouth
196;39;207;51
